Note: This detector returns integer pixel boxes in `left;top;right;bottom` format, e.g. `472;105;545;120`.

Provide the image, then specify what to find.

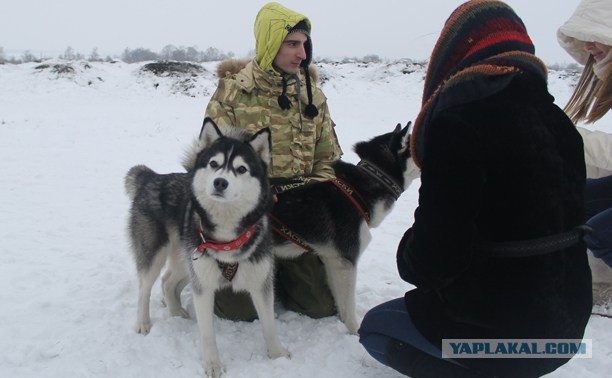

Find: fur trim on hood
216;58;319;83
557;0;612;65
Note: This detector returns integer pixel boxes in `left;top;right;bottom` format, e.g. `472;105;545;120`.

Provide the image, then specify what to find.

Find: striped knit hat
411;0;548;168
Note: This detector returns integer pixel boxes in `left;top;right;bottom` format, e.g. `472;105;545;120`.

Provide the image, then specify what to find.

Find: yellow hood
254;2;311;73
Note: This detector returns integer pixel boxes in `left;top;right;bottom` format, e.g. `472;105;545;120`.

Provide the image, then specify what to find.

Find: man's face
273;32;308;74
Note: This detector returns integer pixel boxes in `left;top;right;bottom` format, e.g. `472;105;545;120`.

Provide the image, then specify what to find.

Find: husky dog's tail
124;165;155;200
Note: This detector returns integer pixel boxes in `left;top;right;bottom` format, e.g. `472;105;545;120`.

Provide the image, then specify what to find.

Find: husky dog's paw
169;306;190;319
344;318;360;335
164;296;190;318
134;321;152;335
268;345;291;360
204;359;225;378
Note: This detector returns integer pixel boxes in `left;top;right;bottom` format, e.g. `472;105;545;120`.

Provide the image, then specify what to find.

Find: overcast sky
2;0;581;64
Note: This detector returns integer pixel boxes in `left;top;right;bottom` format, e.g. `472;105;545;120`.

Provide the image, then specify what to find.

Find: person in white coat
558;0;612;306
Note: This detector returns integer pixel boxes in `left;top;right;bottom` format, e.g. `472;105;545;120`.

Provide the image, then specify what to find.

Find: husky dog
267;123;419;334
125;118;289;378
162;122;419;336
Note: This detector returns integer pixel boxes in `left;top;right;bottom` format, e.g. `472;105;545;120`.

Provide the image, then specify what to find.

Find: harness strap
481;225;592;258
270;214;313;252
217;261;239;282
329;178;370;224
271;176;323;195
270;178;371;252
269;178;370;252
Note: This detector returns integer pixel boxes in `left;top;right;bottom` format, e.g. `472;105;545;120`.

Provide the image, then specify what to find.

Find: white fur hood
557;0;612;64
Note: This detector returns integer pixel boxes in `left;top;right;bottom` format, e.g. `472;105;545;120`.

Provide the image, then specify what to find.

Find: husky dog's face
188;118;271;215
197;148;263;203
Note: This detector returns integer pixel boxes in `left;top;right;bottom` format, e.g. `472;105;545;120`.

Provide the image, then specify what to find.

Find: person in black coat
359;1;592;377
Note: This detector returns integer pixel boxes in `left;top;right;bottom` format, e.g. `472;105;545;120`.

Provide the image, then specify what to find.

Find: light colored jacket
205;59;341;178
557;0;612;65
577;126;612;178
558;0;612;178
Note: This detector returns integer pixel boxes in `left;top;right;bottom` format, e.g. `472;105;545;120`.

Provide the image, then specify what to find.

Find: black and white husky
267;123;420;334
125;118;289;378
161;122;419;336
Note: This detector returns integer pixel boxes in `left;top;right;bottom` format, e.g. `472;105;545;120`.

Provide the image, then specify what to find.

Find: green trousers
214;253;337;321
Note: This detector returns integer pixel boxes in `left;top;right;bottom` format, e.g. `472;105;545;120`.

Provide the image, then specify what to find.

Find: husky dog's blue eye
236;166;247;174
209;160;219;169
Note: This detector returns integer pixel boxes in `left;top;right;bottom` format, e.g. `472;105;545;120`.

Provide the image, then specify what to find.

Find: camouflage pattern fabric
206;56;341;321
205;59;342;179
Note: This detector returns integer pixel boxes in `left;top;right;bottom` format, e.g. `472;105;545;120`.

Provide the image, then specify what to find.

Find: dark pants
585;207;612;267
584;176;612;267
584;176;612;219
359;298;484;377
214;252;336;321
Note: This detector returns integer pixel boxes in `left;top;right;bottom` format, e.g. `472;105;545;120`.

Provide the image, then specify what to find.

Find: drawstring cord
277;74;304;131
278;76;291;110
293;74;304;131
277;69;318;123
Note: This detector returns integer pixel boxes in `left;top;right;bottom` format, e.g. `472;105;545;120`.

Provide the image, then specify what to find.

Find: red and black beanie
410;0;548;168
423;0;536;102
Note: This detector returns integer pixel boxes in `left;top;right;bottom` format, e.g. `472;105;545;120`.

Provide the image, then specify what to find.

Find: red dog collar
194;224;257;254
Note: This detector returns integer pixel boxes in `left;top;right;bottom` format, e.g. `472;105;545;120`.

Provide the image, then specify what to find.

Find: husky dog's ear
404;120;413;133
249;128;272;166
398;121;412;154
182;118;224;171
199;117;224;148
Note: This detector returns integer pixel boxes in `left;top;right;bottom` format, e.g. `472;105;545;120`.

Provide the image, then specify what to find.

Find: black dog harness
270;178;370;252
272;161;404;252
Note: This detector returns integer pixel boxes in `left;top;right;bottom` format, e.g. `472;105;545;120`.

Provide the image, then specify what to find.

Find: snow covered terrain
0;59;609;377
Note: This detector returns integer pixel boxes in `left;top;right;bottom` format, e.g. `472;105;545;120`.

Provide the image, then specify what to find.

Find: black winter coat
397;75;592;377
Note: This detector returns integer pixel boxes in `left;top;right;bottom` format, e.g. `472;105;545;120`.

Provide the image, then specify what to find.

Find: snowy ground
0;59;609;377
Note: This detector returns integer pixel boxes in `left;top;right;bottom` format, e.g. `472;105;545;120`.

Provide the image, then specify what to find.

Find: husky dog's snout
213;177;229;192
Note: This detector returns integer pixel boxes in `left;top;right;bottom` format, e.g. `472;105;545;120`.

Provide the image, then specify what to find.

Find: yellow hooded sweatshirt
254;2;312;73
